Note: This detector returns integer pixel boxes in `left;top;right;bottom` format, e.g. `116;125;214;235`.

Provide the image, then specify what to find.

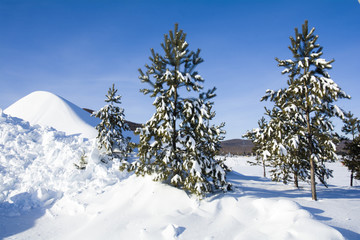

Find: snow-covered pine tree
93;84;132;162
128;24;230;196
341;111;360;186
261;20;350;200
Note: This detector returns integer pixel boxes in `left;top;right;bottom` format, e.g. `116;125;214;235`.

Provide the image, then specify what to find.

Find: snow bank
0;110;128;218
4;91;99;139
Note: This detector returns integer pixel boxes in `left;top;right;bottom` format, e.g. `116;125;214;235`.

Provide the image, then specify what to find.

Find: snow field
1;110;351;239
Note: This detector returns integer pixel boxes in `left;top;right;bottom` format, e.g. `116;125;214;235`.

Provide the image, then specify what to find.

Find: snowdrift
0;110;346;240
4;91;100;139
0;110;124;213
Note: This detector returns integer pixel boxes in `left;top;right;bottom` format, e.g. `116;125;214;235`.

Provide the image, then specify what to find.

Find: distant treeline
220;139;347;156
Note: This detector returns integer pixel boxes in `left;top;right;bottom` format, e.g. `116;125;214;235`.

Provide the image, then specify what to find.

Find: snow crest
4;91;99;139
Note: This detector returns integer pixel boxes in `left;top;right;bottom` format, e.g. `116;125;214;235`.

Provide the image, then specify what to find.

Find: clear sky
1;0;359;140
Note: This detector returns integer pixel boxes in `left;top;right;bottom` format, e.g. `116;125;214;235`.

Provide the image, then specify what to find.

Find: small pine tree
342;112;360;139
264;107;310;188
243;117;269;178
260;20;350;200
178;89;229;194
128;24;231;196
74;151;88;170
93;84;132;161
245;108;310;187
342;111;360;186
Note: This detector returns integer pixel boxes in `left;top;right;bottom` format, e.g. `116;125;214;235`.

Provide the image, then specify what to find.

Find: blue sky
1;0;359;139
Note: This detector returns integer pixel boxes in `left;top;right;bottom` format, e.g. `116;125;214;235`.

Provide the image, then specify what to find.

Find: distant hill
220;139;254;155
220;138;347;156
83;107;347;156
85;108;256;155
83;108;142;132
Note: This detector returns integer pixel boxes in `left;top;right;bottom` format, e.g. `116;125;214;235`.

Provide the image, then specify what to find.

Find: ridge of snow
4;91;100;139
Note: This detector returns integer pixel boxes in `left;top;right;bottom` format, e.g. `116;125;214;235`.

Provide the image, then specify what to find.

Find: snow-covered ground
226;157;360;240
0;92;359;239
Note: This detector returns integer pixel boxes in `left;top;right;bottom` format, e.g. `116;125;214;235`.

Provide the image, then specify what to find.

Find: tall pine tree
93;84;132;162
261;20;350;200
127;24;230;196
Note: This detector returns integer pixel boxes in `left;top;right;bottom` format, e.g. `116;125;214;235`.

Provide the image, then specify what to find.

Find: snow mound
4;91;99;139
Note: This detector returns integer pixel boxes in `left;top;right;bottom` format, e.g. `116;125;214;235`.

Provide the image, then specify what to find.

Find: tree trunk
306;110;317;201
303;64;317;200
310;157;317;200
172;90;177;154
172;67;178;158
262;159;266;178
350;170;354;187
294;172;299;188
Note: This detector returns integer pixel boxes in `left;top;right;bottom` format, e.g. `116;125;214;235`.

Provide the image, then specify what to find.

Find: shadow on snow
227;170;360;200
224;170;360;240
0;192;55;240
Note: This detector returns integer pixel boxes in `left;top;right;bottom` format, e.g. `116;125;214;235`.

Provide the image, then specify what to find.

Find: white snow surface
4;91;100;139
0;110;359;239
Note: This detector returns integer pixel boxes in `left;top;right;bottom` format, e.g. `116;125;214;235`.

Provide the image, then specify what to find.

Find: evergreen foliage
341;112;360;186
126;24;231;196
258;20;350;200
342;112;360;138
93;84;132;161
